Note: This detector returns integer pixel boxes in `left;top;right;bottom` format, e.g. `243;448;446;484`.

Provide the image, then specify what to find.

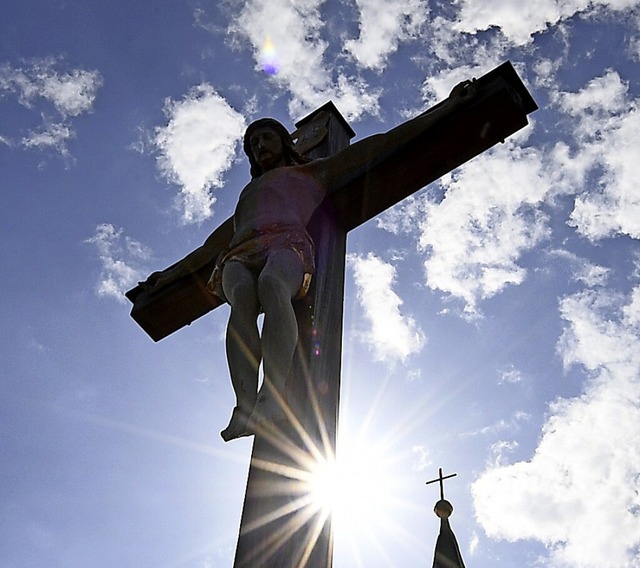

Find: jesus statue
142;80;476;442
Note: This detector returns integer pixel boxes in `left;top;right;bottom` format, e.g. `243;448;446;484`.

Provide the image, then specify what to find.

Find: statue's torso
231;165;325;245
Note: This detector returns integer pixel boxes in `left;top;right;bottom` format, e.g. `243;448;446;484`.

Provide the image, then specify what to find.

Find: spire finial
426;468;466;568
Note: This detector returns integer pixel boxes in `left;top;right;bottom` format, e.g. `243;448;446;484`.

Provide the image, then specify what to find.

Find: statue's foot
220;407;253;442
249;394;286;430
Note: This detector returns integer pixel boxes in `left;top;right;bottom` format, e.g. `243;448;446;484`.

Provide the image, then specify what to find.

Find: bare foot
220;407;253;442
249;393;286;430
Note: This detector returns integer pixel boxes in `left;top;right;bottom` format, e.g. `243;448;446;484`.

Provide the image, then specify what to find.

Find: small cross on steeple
426;467;457;501
426;468;466;568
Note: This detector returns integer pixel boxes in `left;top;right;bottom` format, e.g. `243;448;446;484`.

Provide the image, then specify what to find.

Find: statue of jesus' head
243;118;308;178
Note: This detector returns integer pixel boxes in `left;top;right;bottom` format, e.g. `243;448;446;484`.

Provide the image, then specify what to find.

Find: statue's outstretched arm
317;80;477;191
139;218;234;290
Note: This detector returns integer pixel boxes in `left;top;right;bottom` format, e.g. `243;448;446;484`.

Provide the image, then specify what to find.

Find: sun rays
229;368;434;568
74;360;440;568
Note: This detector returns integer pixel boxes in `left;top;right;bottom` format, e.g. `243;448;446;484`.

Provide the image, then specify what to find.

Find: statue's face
249;127;286;172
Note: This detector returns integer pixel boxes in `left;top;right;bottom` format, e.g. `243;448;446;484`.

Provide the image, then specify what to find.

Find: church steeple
426;468;467;568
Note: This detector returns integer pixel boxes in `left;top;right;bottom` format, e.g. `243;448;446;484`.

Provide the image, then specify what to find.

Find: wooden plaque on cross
126;61;536;568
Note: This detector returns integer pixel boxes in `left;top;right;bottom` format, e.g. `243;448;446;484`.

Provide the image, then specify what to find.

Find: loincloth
206;224;315;302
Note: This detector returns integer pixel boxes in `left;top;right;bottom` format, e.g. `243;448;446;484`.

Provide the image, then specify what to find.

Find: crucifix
127;61;536;568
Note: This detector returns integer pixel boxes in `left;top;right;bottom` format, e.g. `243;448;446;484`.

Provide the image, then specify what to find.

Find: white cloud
344;0;428;69
469;531;480;555
633;252;640;280
472;287;640;568
573;263;610;287
461;411;530;438
551;71;640;240
154;84;246;224
452;0;581;45
0;58;102;117
624;287;640;328
85;224;152;303
419;22;512;105
452;0;640;46
0;58;102;155
420;63;491;106
417;138;554;315
534;57;567;90
411;445;432;471
38;68;102;117
488;439;519;466
228;0;379;120
547;249;610;286
348;253;425;363
631;12;640;60
376;194;428;235
20;121;74;157
498;366;524;384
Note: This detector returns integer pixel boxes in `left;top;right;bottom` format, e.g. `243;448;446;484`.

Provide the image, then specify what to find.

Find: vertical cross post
231;103;355;568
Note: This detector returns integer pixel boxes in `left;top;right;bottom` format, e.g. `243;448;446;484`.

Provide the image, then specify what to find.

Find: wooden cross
426;468;458;501
126;61;536;568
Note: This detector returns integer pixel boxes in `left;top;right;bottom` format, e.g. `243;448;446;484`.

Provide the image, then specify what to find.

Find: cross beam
125;62;536;342
126;61;537;568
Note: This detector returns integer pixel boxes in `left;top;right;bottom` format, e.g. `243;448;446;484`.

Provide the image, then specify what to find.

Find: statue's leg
252;249;303;423
220;261;261;441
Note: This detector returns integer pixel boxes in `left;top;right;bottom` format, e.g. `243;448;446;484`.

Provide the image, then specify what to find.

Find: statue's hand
449;79;477;101
138;269;180;291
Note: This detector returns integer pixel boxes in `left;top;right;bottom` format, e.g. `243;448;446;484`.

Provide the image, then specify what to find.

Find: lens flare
260;35;280;76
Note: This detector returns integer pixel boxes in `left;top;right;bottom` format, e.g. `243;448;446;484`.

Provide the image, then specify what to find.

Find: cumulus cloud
85;224;152;303
348;253;425;363
0;58;102;155
344;0;429;69
228;0;379;120
416;138;554;315
472;287;640;568
550;71;640;240
154;84;246;224
452;0;640;46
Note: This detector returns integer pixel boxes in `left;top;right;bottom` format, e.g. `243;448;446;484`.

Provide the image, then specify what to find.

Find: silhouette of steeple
426;468;466;568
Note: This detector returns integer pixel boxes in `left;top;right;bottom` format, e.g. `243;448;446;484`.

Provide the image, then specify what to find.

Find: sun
308;439;397;536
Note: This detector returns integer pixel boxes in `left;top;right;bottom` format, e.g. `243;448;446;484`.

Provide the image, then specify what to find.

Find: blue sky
2;1;640;567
